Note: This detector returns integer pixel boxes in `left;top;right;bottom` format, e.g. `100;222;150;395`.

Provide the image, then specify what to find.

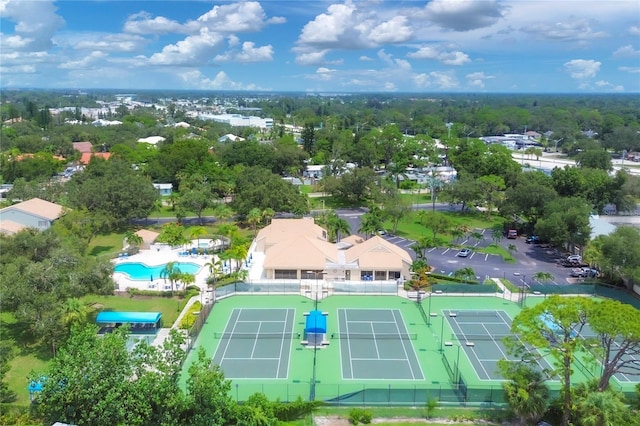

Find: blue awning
305;310;327;334
96;311;161;324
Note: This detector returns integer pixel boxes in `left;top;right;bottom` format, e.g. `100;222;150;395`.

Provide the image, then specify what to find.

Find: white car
567;255;582;263
377;229;388;235
457;248;472;258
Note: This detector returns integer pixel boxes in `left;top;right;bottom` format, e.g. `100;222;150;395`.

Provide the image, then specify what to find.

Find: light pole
444;341;462;387
440;315;445;353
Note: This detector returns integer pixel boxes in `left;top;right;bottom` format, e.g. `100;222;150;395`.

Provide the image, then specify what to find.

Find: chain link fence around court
214;281;304;298
332;281;399;295
525;283;640;309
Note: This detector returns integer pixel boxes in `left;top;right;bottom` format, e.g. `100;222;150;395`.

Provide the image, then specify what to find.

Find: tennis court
212;308;297;379
575;323;640;385
443;309;553;381
335;308;424;380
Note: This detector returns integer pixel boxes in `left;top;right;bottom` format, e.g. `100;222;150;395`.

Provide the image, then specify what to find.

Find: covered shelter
304;310;327;347
96;311;162;334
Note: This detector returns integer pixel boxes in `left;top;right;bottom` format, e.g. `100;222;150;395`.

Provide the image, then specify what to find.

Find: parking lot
337;208;581;286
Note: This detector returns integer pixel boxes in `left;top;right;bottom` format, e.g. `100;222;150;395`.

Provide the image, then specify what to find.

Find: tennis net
447;311;501;318
330;332;418;340
213;332;301;339
451;333;512;341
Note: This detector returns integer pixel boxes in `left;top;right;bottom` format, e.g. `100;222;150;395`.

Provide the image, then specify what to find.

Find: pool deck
112;245;215;293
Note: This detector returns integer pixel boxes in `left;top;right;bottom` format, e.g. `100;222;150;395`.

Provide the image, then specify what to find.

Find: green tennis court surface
443;309;554;382
336;308;424;380
212;308;296;379
179;294;635;404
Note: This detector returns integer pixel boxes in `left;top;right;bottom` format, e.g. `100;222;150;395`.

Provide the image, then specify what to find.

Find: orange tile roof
79;152;111;165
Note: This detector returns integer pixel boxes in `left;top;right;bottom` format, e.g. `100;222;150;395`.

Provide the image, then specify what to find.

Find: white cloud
197;2;268;33
522;19;607;42
613;45;640;58
619;66;640;74
359;55;374;61
424;0;505;31
62;33;148;53
59;51;107;69
149;28;225;66
177;69;267;91
564;59;601;79
368;16;413;44
465;71;495;88
0;0;65;51
124;12;193;35
595;80;624;92
215;41;274;63
629;26;640;35
316;67;336;80
407;45;470;65
413;70;460;89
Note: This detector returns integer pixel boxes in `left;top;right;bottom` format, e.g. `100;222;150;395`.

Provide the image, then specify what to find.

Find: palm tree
576;387;628;426
453;267;476;283
450;227;464;244
470;231;484;245
179;272;196;292
124;230;143;251
189;225;206;247
61;298;88;330
507;243;518;260
214;204;234;223
500;363;550;426
160;261;182;295
247;208;262;236
261;208;275;225
533;271;554;284
491;228;503;247
412;237;435;262
358;212;382;239
326;211;350;242
205;258;223;295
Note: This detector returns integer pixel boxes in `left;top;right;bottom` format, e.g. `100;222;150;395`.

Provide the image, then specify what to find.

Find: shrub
178;301;202;329
348;408;372;424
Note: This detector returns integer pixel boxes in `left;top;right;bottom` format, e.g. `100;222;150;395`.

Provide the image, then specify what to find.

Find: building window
375;271;386;280
389;271;401;279
274;269;297;279
360;271;373;281
37;221;48;228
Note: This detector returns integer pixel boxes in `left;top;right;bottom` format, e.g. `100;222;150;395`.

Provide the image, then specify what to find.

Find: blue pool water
114;262;202;280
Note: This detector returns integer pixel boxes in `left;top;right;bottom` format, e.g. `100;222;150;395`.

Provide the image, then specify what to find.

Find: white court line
224;357;282;361
392;309;421;380
219;309;242;362
250;321;263;358
350;357;412;362
275;308;291;378
345;310;355;379
450;314;492;380
369;322;381;359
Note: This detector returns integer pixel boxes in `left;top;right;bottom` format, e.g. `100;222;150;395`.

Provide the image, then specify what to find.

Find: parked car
571;267;599;278
526;235;540;244
457;248;472;257
506;229;518;239
567;255;582;263
377;229;388;235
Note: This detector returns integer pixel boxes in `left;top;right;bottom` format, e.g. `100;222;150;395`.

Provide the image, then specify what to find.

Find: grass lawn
1;312;52;406
88;231;126;258
80;294;189;326
388;211;505;246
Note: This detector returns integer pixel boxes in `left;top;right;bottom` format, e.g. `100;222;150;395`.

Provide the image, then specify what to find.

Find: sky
1;0;639;93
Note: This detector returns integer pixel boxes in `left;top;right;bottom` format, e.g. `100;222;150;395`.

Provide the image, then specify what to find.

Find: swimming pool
114;262;202;281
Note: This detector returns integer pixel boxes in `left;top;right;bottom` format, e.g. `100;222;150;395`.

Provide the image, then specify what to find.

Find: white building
198;114;273;130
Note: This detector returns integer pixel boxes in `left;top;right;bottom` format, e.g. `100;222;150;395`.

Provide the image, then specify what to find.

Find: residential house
152;183;173;197
254;218;412;282
218;134;245;143
0;198;65;234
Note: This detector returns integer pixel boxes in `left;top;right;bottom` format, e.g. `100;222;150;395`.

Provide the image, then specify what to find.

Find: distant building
152;183;173;197
137;136;166;145
218;134;245;143
79;152;111;165
0;198;66;234
198;113;273;130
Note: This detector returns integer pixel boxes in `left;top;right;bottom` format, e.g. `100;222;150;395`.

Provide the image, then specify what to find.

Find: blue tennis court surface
336;308;424;380
212;308;296;379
